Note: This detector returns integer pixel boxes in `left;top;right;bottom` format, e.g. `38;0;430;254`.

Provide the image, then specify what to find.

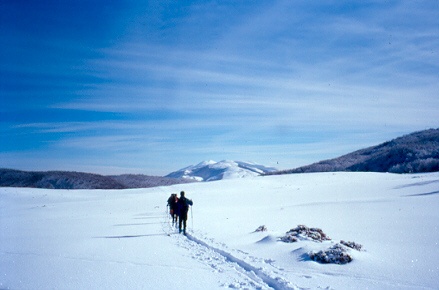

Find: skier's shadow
113;222;162;226
95;233;170;239
404;190;439;197
99;210;170;239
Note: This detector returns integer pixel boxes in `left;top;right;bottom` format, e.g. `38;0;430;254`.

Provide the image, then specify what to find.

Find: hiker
176;191;193;235
167;193;178;225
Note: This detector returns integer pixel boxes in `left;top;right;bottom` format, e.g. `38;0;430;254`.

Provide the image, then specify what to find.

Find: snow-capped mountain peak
166;160;277;181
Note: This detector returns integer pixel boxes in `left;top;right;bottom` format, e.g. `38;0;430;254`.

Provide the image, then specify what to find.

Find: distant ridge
109;174;195;189
266;128;439;175
166;160;278;181
0;169;195;189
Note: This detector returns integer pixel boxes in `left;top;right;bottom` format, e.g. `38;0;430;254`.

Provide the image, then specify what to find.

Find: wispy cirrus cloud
2;0;438;174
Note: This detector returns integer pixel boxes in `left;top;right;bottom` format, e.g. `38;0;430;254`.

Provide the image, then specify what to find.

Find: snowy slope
1;172;439;289
166;160;278;181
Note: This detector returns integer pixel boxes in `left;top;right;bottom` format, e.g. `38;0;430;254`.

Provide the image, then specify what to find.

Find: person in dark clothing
167;193;178;225
176;191;193;235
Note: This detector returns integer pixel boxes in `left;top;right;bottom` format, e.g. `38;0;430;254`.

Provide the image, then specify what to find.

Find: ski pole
191;206;194;231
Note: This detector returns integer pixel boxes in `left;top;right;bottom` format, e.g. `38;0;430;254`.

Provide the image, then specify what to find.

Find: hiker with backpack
167;193;178;225
176;191;193;235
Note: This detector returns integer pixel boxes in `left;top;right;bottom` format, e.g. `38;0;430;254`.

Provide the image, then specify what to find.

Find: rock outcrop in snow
166;160;277;181
279;225;364;264
254;225;268;232
279;225;331;243
309;243;353;264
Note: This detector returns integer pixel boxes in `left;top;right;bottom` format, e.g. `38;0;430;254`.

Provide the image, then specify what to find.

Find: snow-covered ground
1;172;438;289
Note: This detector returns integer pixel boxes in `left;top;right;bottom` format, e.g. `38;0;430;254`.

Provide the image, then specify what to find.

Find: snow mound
279;225;331;243
256;235;278;244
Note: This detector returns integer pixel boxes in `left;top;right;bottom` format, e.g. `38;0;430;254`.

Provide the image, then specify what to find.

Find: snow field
1;172;439;289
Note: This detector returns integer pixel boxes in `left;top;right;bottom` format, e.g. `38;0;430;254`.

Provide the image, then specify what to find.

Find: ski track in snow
183;234;299;290
161;212;299;290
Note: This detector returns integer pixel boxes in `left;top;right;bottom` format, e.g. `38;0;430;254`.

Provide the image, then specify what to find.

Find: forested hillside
0;169;195;189
267;128;439;175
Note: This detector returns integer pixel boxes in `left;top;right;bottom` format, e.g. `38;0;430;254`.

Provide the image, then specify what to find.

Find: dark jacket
176;197;193;217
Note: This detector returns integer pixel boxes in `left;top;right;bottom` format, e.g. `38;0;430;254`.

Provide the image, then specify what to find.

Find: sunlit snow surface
1;172;438;289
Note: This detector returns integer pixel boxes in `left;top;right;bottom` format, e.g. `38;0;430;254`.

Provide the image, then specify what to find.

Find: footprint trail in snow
163;214;299;290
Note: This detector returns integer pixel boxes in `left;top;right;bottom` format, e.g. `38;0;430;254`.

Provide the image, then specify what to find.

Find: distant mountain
166;160;278;181
0;169;195;189
267;128;439;175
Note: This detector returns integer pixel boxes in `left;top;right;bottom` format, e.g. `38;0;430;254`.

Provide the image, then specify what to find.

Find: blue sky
1;1;439;175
